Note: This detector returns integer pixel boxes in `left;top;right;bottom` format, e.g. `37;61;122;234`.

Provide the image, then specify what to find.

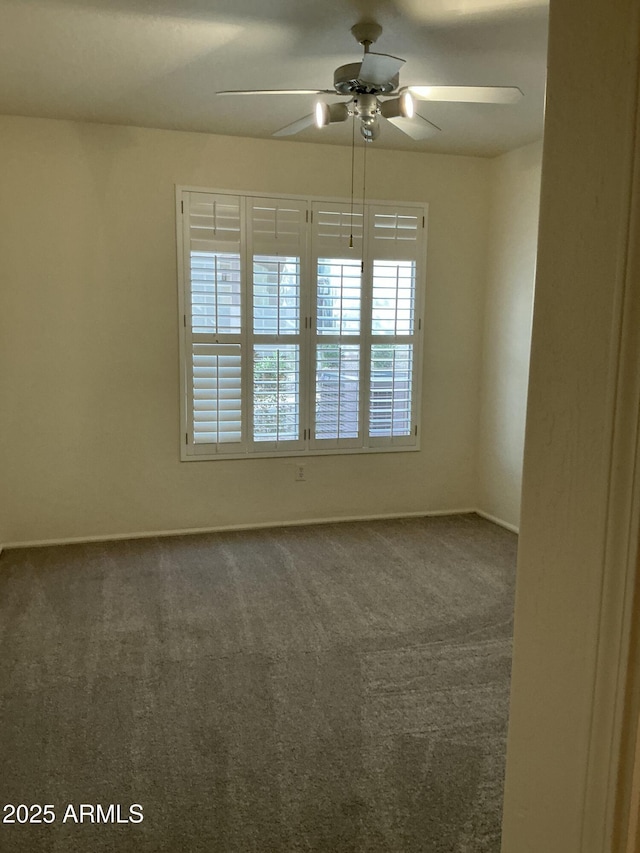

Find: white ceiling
0;0;549;157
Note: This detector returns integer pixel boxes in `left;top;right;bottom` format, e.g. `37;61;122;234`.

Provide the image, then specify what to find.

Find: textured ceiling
0;0;549;156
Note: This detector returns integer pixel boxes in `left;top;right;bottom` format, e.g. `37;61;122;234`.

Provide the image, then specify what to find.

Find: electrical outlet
295;464;306;482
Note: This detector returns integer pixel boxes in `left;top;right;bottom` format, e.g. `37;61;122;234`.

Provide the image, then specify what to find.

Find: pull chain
349;113;356;248
362;132;368;212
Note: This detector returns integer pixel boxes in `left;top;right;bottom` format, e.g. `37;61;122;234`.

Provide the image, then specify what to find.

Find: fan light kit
315;101;350;129
217;21;523;143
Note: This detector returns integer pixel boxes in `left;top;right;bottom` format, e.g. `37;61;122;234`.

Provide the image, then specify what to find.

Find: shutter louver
189;193;242;335
369;344;413;440
192;344;243;446
253;345;300;444
312;202;364;256
315;345;360;441
191;252;242;334
250;199;304;337
316;259;361;336
253;256;300;335
370;208;419;261
372;260;416;336
250;200;306;256
189;194;241;252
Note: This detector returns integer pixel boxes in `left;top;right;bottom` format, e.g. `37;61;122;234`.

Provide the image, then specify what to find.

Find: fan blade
385;113;441;140
358;52;405;86
408;85;523;104
217;88;335;96
273;114;316;137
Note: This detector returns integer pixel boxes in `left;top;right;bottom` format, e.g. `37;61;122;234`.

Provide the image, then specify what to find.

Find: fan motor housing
333;63;398;95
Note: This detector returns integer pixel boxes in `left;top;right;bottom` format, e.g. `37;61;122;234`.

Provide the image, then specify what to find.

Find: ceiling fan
217;22;523;143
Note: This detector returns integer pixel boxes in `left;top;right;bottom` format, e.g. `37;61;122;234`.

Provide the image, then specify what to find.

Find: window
177;188;427;460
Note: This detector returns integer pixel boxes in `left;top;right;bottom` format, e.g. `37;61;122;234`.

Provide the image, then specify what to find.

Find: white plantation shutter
247;198;307;451
370;208;420;260
316;259;362;336
310;202;365;449
189;195;242;335
312;202;364;255
192;344;242;445
191;252;242;335
253;344;300;444
371;260;416;336
249;198;306;339
249;199;307;256
315;344;360;442
366;205;423;447
253;256;300;335
179;189;425;460
184;192;248;455
188;193;241;250
369;344;414;441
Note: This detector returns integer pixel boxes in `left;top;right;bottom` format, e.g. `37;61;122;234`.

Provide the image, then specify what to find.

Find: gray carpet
0;513;516;853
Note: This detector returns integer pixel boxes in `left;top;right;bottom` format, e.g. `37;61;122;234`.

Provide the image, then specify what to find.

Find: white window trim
176;185;427;461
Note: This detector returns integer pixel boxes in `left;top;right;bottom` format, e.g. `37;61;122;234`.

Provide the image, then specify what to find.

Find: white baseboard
0;507;519;553
475;509;520;534
1;507;485;552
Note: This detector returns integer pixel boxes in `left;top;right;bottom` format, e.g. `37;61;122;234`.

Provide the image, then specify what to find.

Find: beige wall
477;141;542;530
0;116;491;545
501;0;640;849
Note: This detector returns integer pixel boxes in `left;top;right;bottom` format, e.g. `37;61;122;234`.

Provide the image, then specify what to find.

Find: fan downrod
350;21;383;52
